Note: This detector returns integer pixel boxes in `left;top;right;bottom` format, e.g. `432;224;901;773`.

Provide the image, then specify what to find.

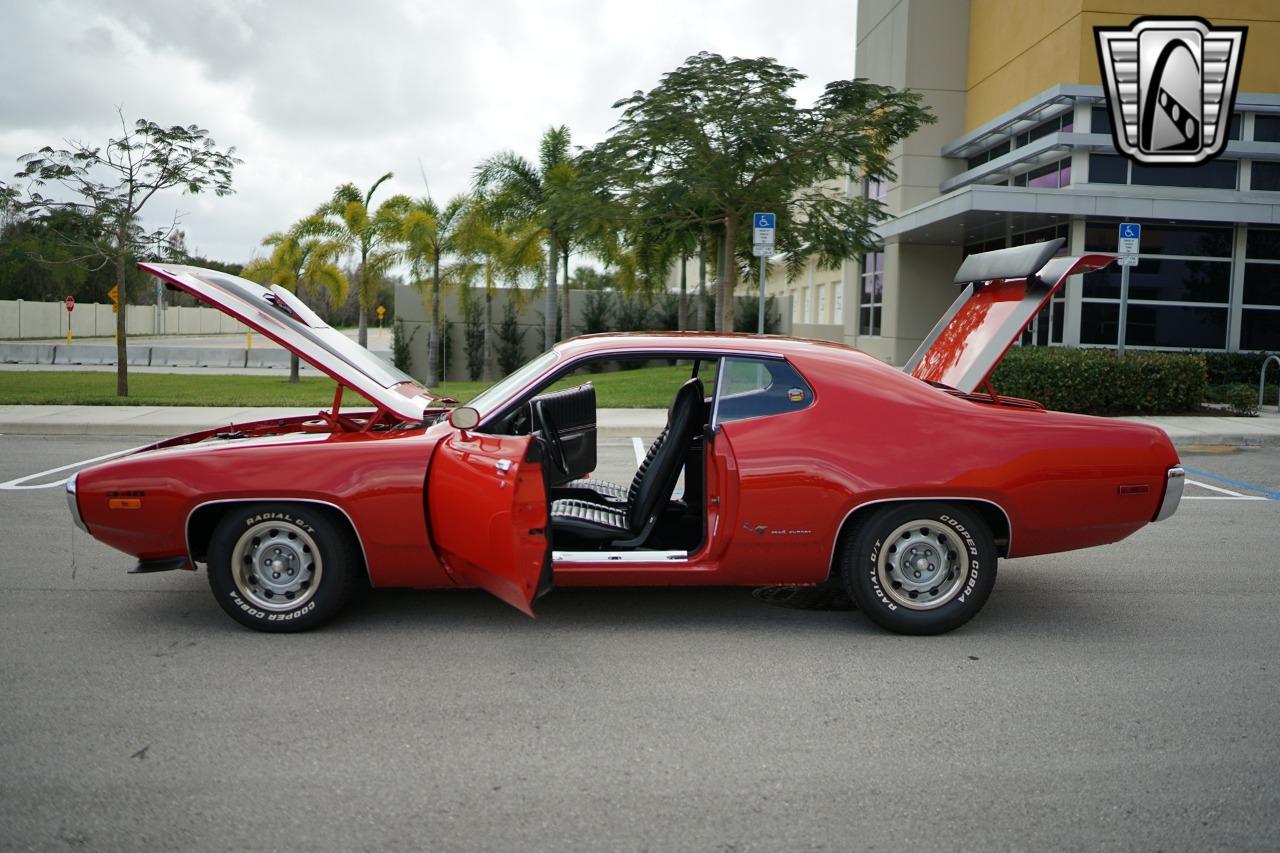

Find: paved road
1;436;1278;851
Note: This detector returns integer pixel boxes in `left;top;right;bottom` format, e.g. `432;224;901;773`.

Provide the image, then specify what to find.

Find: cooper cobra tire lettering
208;502;360;633
839;502;998;636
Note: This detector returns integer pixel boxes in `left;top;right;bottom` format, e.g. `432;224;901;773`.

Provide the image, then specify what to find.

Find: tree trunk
697;235;707;332
560;249;572;340
356;264;368;348
718;214;739;333
115;246;128;397
426;259;441;386
678;253;689;331
289;353;300;383
544;234;559;349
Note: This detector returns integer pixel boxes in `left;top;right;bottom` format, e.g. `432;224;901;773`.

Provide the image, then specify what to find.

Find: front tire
840;502;997;635
206;502;361;632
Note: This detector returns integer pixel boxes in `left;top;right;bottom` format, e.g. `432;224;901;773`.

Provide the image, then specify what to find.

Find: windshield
467;350;560;416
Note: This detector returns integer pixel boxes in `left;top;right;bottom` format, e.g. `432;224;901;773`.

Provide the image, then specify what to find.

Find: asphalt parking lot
1;434;1278;851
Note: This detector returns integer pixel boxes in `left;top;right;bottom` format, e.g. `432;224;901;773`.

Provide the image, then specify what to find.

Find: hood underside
139;263;435;422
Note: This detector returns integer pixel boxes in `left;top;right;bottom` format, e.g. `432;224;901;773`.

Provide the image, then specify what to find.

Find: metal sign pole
1117;264;1130;359
757;257;766;334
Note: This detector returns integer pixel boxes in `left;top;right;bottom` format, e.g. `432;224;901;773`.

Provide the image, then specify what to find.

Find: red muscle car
66;239;1183;634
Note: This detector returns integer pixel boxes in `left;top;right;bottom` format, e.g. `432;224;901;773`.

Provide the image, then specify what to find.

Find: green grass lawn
0;364;693;408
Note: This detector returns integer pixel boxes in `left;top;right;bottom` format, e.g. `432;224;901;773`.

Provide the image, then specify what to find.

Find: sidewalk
0;404;1276;446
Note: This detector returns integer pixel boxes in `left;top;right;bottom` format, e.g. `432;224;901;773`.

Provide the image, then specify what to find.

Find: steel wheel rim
877;519;969;611
231;520;323;612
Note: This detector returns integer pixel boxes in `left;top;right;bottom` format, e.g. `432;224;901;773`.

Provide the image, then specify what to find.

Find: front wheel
206;502;362;632
840;503;997;635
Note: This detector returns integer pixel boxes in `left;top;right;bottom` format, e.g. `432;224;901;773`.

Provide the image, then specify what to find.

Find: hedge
990;347;1206;415
1200;350;1277;386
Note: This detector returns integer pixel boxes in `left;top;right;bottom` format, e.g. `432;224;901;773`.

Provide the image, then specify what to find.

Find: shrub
495;301;526;376
653;293;681;331
1201;350;1276;386
463;296;485;381
990;347;1206;415
578;289;613;336
392;320;417;376
1206;383;1260;417
734;295;781;334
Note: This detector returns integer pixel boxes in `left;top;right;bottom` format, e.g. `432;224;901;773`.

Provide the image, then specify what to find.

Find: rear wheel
206;502;361;632
840;503;996;635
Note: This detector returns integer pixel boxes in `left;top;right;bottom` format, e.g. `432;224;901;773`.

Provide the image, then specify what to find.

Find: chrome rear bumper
1154;466;1185;522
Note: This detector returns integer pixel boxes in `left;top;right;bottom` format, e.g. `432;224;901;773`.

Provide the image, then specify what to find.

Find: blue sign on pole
1119;222;1141;240
754;212;776;229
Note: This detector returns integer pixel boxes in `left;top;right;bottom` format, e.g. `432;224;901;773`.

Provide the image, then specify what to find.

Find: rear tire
206;502;361;632
840;502;996;635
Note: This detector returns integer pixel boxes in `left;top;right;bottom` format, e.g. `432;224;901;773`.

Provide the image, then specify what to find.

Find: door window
712;357;813;425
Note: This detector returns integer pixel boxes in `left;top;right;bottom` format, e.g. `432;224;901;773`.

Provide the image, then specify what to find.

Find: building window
834;282;844;324
1081;219;1231;350
795;287;807;324
859;252;883;336
1254;116;1280;142
1013;113;1073;149
1088;153;1128;184
1252;162;1280;192
1013;158;1071;188
1091;107;1112;135
966;140;1011;171
1131;159;1237;190
1242;227;1280;351
817;285;827;324
864;176;888;204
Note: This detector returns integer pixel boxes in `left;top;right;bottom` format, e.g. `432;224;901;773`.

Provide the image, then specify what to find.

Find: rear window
713;357;813;424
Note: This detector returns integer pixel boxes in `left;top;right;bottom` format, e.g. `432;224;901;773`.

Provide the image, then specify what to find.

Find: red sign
65;296;75;312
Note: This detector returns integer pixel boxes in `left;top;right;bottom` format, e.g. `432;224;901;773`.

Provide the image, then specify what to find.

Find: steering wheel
532;399;569;476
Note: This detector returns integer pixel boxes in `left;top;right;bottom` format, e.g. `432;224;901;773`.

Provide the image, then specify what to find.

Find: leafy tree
241;218;349;382
475;125;577;350
590;52;933;332
308;173;408;347
13;113;239;395
463;295;486;381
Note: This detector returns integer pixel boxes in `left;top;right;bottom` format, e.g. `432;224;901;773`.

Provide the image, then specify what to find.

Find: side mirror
448;406;480;430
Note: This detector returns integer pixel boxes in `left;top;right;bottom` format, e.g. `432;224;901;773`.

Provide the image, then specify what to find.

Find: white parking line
0;446;146;491
632;437;646;467
1183;479;1268;501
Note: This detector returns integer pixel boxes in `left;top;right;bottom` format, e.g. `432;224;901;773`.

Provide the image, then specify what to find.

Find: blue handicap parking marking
1120;223;1141;239
1182;466;1280;501
754;212;775;229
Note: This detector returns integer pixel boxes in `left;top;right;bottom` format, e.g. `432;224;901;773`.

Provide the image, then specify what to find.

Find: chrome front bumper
66;472;89;533
1154;466;1185;522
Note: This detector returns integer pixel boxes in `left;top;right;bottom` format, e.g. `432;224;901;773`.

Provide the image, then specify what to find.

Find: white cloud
2;0;857;264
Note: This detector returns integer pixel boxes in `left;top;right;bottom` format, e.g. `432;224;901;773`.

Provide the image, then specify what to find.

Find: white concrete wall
0;300;248;339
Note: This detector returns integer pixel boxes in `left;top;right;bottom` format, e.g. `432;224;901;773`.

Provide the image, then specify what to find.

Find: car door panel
530;382;597;484
427;432;549;615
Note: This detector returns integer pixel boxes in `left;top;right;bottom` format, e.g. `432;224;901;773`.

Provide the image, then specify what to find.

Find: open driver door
427;419;551;616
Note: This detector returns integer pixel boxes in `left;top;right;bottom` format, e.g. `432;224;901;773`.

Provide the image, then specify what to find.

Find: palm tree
398;194;470;386
456;195;544;379
240;220;348;382
474;125;575;350
308;173;410;347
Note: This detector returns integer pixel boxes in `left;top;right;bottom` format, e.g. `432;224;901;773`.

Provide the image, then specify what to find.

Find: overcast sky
1;0;857;266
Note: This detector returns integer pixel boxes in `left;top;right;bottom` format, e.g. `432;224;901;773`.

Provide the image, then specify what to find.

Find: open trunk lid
904;239;1115;394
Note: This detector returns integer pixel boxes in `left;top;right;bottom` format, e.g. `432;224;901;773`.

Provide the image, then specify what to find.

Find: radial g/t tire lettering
206;502;362;632
840;502;997;635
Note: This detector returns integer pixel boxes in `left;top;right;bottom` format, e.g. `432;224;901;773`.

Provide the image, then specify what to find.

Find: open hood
904;240;1114;394
139;263;436;422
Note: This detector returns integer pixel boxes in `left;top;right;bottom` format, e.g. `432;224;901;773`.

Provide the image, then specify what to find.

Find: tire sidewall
842;502;997;635
207;502;358;632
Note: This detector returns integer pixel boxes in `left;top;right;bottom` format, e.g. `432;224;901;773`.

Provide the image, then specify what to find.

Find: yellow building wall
966;0;1280;130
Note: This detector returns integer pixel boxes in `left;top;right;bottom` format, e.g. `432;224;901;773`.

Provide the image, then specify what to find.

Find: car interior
485;358;715;555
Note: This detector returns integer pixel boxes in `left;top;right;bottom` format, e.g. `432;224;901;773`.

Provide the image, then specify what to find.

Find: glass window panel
1059;162;1071;187
1130;159;1237;189
1240;309;1280;350
1081;303;1227;348
1081;302;1118;344
1247;228;1280;260
1244;264;1280;306
1228;113;1242;140
1013;172;1028;187
1084;222;1232;257
1091;107;1113;135
991;140;1010;159
1256;115;1280;143
1081;259;1230;303
1089;154;1127;183
716;358;814;424
1252;162;1280;192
